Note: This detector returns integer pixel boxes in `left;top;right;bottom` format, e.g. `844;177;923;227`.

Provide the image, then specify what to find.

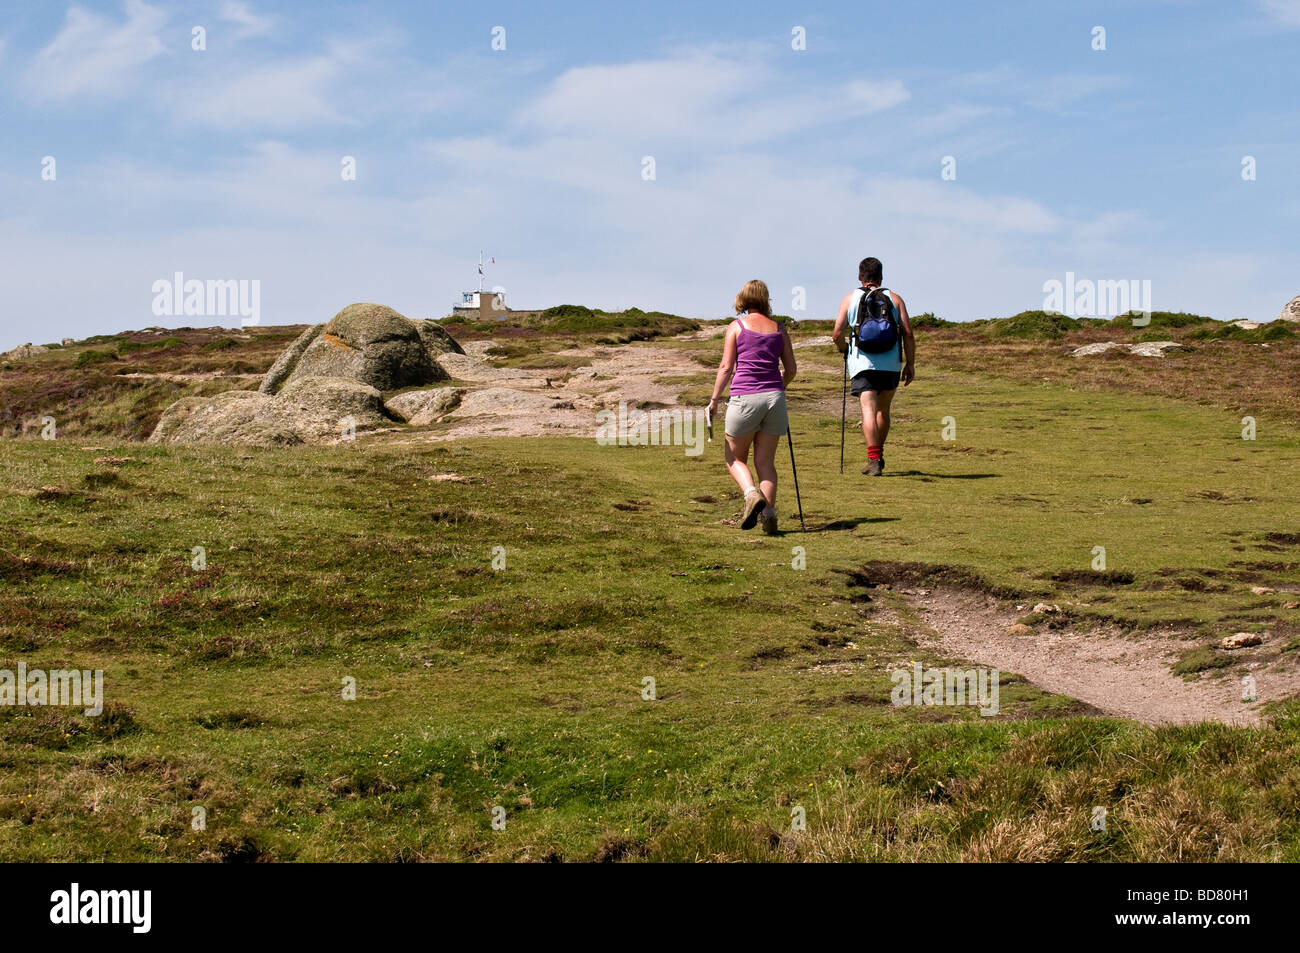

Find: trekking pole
786;427;806;532
839;346;848;474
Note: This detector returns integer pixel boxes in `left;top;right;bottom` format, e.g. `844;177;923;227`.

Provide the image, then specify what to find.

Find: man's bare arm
891;292;916;386
831;293;852;354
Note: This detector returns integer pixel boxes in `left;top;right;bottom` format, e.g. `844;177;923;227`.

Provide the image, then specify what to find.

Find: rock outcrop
1222;632;1265;650
153;303;466;445
1072;341;1190;358
1278;296;1300;323
1071;342;1128;357
1127;341;1191;357
259;303;464;395
149;377;390;447
259;323;324;395
2;343;49;360
385;387;465;425
447;387;575;418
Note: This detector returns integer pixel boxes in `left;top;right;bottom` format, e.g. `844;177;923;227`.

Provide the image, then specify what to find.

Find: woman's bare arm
708;322;739;409
780;323;797;386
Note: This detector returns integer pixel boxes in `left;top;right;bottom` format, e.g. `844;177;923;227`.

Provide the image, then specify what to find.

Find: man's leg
859;387;897;474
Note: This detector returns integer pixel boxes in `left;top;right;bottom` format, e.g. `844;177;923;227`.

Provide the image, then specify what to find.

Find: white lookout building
452;252;511;319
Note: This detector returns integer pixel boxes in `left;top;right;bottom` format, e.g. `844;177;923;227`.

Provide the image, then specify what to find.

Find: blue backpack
853;287;900;354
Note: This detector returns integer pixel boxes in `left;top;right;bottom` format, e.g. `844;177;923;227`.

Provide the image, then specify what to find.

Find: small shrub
1187;323;1296;343
986;311;1079;338
540;304;597;322
73;349;118;368
1114;310;1213;329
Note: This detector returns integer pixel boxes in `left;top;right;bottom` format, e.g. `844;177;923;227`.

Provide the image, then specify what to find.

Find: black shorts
850;369;901;396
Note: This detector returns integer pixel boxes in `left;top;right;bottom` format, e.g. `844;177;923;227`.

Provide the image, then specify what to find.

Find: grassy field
3;316;1299;861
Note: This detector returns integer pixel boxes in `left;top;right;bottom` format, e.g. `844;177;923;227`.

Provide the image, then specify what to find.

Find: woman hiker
707;279;797;535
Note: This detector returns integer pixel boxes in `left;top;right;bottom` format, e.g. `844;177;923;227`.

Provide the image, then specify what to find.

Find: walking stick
839;346;848;475
786;426;806;532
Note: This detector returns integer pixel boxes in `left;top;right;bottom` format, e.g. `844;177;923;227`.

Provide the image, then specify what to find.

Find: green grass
1172;647;1234;677
2;334;1298;861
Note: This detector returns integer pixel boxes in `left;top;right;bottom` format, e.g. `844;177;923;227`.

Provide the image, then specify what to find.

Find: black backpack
853;287;900;354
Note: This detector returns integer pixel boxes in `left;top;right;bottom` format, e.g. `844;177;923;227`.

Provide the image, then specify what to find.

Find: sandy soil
903;587;1296;726
393;340;707;442
118;372;262;383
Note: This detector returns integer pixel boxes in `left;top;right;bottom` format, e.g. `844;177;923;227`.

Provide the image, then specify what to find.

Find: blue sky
2;0;1298;349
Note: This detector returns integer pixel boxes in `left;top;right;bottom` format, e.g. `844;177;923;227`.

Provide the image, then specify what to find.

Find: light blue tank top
847;287;902;375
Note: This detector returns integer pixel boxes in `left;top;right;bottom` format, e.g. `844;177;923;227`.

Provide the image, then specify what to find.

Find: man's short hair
859;257;883;284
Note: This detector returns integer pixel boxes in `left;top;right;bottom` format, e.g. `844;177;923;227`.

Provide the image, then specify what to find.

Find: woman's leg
724;432;756;493
752;431;780;509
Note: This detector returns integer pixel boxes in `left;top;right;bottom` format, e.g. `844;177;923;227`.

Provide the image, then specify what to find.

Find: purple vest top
730;317;785;396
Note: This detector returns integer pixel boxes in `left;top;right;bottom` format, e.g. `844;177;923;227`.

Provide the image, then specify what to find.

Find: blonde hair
734;279;772;317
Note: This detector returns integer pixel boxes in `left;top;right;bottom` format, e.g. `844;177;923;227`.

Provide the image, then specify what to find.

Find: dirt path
118;371;261;383
390;340;706;442
901;587;1296;726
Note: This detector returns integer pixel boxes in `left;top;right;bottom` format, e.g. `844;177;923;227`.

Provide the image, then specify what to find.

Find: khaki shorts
725;390;788;438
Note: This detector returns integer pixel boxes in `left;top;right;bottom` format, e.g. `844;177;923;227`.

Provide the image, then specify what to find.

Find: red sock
868;445;882;460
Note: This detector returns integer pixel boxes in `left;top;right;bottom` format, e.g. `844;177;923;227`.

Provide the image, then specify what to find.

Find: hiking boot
740;489;765;530
760;508;778;535
861;458;883;477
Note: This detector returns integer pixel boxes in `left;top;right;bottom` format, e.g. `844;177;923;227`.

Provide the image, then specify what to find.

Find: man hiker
832;257;915;476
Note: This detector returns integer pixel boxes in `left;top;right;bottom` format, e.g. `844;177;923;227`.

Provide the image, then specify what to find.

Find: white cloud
525;53;757;138
157;34;450;128
166;55;345;127
523;52;909;146
1261;0;1300;26
1024;74;1130;111
220;1;274;37
956;66;1128;112
24;0;167;101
